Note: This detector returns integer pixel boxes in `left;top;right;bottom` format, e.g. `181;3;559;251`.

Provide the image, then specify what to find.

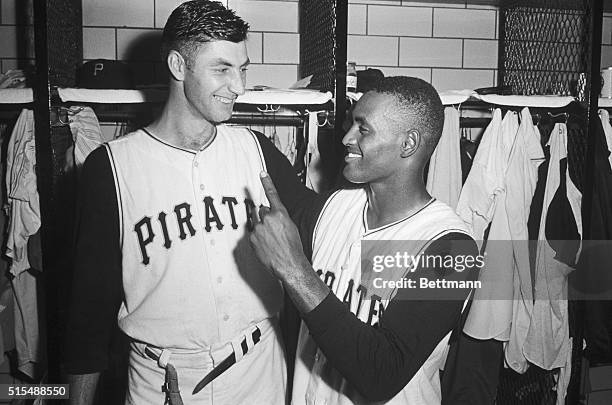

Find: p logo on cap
77;59;135;89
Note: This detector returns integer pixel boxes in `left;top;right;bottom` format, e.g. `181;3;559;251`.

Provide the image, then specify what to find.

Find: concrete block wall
79;0;300;88
0;0;34;74
348;0;500;91
1;0;612;90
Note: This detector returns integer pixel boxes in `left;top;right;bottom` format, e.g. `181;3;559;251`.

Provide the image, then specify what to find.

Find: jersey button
210;240;215;246
216;276;223;283
194;161;199;167
200;184;205;190
223;314;229;321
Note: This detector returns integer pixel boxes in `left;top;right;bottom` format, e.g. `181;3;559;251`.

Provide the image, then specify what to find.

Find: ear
400;129;420;158
167;50;187;81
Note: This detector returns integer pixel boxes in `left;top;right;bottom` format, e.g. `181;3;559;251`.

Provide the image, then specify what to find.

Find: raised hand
249;172;309;280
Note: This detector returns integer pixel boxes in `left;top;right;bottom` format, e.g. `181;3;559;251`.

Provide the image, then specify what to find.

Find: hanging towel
305;111;324;192
68;106;105;168
427;107;462;209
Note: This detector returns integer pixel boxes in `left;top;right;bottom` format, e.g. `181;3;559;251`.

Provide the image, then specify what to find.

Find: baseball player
64;1;312;404
250;77;480;404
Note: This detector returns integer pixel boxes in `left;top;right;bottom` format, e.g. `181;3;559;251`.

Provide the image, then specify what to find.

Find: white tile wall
154;0;194;29
399;37;462;68
83;28;116;60
348;5;367;35
2;0;611;92
463;39;498;68
602;45;612;69
431;68;494;91
603;17;612;46
1;0;33;25
245;63;297;88
116;29;162;61
1;0;16;24
0;27;17;58
368;5;432;37
369;66;431;82
350;0;401;5
227;0;297;32
83;0;154;28
433;8;496;38
402;1;464;8
246;32;263;64
263;33;299;64
348;35;398;66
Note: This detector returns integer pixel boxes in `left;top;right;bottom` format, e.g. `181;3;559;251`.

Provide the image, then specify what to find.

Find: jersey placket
191;150;227;342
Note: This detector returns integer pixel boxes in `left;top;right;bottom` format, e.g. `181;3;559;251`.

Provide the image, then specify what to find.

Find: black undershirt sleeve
64;147;122;374
253;131;329;257
302;233;479;402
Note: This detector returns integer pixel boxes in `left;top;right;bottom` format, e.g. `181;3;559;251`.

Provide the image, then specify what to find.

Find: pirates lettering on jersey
315;268;384;327
134;196;257;265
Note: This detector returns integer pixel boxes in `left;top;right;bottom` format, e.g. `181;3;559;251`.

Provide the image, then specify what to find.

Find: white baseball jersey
105;126;286;403
292;188;471;405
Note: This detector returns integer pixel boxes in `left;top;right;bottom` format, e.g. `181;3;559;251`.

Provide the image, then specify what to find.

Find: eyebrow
353;115;368;125
210;58;251;67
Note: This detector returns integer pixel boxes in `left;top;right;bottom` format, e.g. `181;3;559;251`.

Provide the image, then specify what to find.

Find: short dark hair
372;76;444;153
161;0;249;67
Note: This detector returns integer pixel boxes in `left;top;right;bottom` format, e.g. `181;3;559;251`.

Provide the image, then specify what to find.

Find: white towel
427;107;462;209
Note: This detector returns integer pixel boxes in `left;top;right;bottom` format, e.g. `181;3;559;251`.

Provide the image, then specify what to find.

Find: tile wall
1;0;612;92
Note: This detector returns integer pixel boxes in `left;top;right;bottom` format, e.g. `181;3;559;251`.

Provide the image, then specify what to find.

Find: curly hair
373;76;444;153
161;0;249;67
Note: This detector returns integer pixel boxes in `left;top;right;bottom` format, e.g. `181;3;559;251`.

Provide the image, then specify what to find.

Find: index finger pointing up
260;172;286;212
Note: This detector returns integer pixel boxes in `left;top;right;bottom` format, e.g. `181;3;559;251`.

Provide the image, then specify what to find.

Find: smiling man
250;76;481;404
64;1;311;404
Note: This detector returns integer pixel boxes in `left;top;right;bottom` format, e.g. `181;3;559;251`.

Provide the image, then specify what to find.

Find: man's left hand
250;172;310;281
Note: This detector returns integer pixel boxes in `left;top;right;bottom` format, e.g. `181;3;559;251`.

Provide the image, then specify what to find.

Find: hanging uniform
523;122;581;404
503;108;545;373
461;110;518;341
4;109;43;379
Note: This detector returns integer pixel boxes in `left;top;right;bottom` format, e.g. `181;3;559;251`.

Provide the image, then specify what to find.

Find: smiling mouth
346;152;362;158
214;95;235;104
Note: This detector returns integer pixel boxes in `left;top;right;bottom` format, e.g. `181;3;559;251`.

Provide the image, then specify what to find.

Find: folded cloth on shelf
57;88;168;104
236;89;333;105
439;90;474;105
57;88;333;106
0;89;33;104
475;94;574;108
598;98;612;108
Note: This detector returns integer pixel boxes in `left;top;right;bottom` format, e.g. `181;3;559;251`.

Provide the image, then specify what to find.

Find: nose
342;125;358;147
229;69;246;96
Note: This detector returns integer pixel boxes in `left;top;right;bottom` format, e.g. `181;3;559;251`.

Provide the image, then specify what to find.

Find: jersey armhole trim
311;190;343;254
247;128;268;173
104;144;124;248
